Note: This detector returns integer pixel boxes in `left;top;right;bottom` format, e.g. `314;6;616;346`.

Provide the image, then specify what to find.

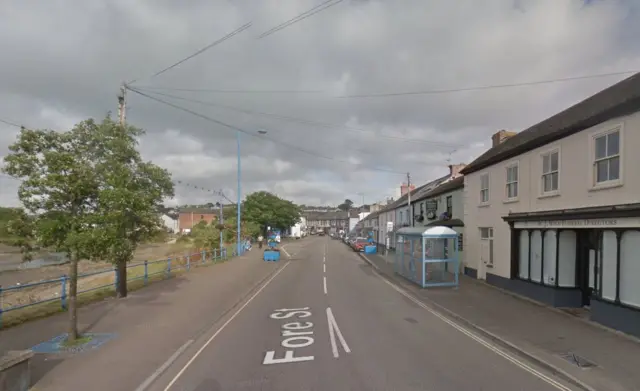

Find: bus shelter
394;226;460;288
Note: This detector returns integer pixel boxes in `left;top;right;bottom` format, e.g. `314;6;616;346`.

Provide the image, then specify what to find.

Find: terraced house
462;72;640;338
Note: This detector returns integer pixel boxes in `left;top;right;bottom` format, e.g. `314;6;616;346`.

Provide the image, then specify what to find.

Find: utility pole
118;83;126;126
406;172;412;227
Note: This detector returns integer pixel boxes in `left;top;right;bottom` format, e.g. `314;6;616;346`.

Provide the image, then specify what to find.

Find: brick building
178;208;219;232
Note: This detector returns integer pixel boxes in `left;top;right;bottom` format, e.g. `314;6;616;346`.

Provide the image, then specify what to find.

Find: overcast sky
1;0;639;208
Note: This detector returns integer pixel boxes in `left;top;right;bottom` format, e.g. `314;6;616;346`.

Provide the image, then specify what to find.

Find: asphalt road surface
144;236;576;391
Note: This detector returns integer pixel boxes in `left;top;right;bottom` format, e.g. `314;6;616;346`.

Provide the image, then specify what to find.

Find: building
161;213;178;233
461;72;640;337
411;176;465;270
178;207;219;233
305;210;359;232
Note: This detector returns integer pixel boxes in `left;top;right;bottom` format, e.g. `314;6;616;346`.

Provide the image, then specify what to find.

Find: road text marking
375;274;574;391
326;307;351;358
162;261;290;390
264;307;315;365
323;276;327;295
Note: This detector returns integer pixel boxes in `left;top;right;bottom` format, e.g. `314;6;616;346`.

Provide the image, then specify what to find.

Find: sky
1;0;639;208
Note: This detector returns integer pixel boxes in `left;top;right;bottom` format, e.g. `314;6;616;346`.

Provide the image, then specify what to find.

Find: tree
337;199;354;212
190;220;220;250
2;124;104;341
242;191;301;233
88;117;174;298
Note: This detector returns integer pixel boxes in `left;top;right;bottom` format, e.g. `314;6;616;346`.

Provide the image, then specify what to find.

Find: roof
461;72;640;175
303;210;358;220
178;208;219;214
396;226;459;237
414;176;464;203
385;173;451;211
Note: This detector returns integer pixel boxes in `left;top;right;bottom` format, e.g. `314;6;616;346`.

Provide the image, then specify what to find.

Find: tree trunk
116;260;128;298
67;255;79;341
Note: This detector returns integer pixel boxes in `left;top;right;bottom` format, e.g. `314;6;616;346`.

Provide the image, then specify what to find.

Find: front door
577;230;600;307
478;240;490;280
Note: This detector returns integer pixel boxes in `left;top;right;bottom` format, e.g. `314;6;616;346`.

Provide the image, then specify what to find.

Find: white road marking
323;263;326;273
163;261;291;390
375;274;574;391
281;246;291;258
323;276;327;295
135;339;194;391
326;307;351;358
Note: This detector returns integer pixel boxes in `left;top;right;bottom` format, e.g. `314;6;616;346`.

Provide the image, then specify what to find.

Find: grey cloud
1;0;640;207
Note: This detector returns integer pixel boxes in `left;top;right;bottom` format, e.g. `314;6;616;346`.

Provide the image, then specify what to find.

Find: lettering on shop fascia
513;218;640;229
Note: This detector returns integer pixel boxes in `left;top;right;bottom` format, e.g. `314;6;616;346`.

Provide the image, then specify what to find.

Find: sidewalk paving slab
361;251;640;391
0;249;283;391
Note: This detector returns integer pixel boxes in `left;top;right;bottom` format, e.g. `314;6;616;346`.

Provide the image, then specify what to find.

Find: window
480;228;493;265
505;164;518;199
541;150;559;193
517;229;577;287
419;202;424;215
399;211;403;223
594;129;620;184
480;174;489;203
446;196;452;216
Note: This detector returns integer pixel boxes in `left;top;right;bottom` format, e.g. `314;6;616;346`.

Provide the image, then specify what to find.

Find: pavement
362;249;640;391
3;237;635;390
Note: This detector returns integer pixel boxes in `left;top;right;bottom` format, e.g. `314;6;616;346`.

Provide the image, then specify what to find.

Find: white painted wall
464;110;640;280
161;214;178;233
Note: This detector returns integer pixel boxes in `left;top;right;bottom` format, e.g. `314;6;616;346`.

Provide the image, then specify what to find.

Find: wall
464;110;640;279
178;212;217;232
161;214;178;233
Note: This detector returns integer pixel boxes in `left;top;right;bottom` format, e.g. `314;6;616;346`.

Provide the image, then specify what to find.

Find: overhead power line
126;86;405;174
130;85;327;94
0;118;22;128
133;87;462;147
338;70;638;98
257;0;344;39
127;22;252;84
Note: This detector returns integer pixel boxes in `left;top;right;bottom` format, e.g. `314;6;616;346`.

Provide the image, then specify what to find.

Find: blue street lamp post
218;202;224;252
237;130;242;257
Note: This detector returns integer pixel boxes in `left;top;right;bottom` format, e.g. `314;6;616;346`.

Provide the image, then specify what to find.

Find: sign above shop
514;217;640;229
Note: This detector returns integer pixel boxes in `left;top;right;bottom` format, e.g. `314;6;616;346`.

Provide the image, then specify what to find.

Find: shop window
530;230;542;283
557;231;577;287
620;231;640;308
518;231;529;279
600;230;617;301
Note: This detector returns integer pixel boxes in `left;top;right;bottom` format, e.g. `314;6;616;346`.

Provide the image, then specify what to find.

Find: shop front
502;203;640;338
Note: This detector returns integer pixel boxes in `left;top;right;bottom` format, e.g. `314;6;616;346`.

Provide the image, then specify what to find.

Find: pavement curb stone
356;252;596;391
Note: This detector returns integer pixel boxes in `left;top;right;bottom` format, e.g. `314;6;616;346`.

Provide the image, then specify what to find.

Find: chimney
400;182;416;196
448;163;466;179
491;129;517;148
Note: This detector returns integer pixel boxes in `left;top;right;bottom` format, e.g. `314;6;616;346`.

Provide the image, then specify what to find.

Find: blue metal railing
0;247;228;328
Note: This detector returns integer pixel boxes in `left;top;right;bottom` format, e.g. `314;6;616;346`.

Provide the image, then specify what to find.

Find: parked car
318;231;325;236
351;238;368;252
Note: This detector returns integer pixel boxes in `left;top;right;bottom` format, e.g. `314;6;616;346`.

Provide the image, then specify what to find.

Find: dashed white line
161;261;291;391
323;276;327;295
281;246;291;258
326;307;351;358
323;263;326;273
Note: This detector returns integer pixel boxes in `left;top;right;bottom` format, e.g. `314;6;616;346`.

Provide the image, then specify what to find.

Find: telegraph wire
0;118;22;128
338;70;638;98
127;22;252;84
132;87;462;147
130;85;326;94
126;85;406;174
257;0;344;39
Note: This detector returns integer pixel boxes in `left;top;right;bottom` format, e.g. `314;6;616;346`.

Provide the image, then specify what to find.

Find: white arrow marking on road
326;307;351;358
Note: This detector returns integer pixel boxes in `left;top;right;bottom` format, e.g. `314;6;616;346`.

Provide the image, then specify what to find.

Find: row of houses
359;72;640;338
160;207;225;233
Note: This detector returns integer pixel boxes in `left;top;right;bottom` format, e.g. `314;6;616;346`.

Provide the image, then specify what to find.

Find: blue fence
0;247;228;328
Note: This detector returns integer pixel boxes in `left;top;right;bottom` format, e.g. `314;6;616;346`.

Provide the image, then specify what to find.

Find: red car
352;238;368;252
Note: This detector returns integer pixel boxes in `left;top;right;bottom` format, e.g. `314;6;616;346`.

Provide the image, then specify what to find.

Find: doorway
576;230;600;307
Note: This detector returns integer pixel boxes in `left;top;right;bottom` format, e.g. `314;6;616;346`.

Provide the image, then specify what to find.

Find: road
144;236;576;391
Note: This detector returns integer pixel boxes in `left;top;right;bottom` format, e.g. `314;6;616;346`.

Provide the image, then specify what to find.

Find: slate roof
461;72;640;175
414;176;464;203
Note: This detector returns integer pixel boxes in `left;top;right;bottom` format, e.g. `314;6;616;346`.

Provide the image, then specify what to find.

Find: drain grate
559;352;597;369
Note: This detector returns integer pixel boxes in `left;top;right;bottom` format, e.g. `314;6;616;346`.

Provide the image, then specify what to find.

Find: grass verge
0;251;232;329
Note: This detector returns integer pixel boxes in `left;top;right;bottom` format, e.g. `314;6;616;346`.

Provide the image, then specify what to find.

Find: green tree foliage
1;117;173;340
242;191;301;232
190;220;220;249
87;117;174;299
337;199;354;212
2;124;105;341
